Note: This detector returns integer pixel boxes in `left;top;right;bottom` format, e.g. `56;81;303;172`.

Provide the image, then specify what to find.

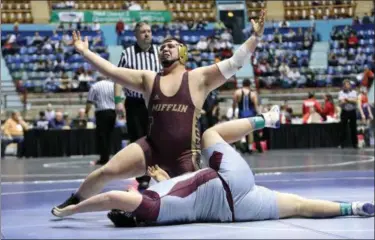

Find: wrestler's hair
308;92;315;99
161;37;186;47
242;78;251;87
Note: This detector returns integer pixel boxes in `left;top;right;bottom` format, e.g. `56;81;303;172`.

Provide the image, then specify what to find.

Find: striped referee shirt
117;43;161;99
87;80;115;111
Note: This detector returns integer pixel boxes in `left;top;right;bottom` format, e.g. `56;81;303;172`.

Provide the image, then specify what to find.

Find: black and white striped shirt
117;43;161;99
87;80;115;111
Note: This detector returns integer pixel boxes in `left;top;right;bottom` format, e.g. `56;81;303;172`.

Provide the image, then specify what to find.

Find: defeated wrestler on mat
52;11;267;215
52;106;374;226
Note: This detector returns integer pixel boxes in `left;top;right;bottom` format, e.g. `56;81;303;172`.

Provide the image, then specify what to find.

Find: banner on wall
51;11;172;23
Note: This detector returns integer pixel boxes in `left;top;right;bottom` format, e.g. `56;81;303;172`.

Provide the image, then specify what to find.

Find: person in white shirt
338;80;358;148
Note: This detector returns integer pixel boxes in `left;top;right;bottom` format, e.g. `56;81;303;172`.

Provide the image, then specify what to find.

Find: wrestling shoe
51;194;80;216
261;105;280;129
107;209;139;227
352;201;374;217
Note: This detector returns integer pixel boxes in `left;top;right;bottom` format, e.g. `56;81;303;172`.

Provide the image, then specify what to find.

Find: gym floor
1;148;374;239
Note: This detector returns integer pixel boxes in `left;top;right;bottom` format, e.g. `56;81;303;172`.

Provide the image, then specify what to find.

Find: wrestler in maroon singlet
136;72;201;177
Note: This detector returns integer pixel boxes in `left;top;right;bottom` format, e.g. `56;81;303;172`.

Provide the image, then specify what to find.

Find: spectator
362;13;371;24
49;111;66;129
71;109;89;129
214;20;226;30
321;94;337;121
92;21;101;31
128;1;142;10
352;16;361;25
1;111;28;158
302;92;322;124
30;32;44;46
115;18;124;46
338;79;358;148
357;86;373;125
196;36;208;52
59;72;72;92
279;20;290;28
45;103;55;120
347;33;358;48
220;29;233;42
34;111;49;129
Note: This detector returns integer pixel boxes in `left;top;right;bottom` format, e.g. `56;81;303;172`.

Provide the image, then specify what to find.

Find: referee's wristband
115;96;124;104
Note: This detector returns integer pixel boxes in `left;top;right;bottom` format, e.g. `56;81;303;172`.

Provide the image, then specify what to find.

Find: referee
86;76;116;165
338;79;358;149
114;21;161;190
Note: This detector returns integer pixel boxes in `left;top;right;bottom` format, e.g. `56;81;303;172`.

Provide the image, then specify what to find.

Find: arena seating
251;26;315;88
326;23;375;86
49;0;149;10
1;0;33;24
164;0;216;22
2;29;109;93
245;0;266;20
284;0;356;20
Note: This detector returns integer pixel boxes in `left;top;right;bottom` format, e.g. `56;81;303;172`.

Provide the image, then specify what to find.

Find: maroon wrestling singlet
136;72;201;177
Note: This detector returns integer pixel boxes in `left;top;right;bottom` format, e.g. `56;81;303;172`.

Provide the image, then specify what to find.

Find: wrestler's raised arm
72;31;150;94
195;9;266;93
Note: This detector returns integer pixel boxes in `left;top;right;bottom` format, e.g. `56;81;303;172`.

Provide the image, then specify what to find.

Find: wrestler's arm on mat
71;31;154;94
194;10;266;93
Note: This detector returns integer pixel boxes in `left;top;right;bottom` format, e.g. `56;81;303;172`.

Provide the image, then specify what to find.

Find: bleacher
284;0;356;20
49;0;149;10
1;29;109;93
245;0;266;20
1;0;33;23
252;26;315;88
327;23;375;86
165;0;216;21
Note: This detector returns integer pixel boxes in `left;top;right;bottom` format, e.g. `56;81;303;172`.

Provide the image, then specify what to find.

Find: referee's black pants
125;98;150;185
340;109;358;148
95;109;116;164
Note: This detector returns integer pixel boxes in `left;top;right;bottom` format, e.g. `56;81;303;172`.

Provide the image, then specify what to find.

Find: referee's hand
116;102;125;116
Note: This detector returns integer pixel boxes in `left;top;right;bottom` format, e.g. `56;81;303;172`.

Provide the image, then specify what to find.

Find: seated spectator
347;33;358;48
1;111;28;158
288;68;306;88
279;20;290;28
196;36;208;52
92;21;101;31
71;109;88;129
59;72;72;92
328;53;339;66
49;111;65;129
196;20;207;30
78;70;94;91
352;16;361;25
220;29;233;42
355;52;367;65
285;29;296;39
289;56;299;68
30;32;44;46
34;111;49;129
278;62;290;76
44;72;59;92
214;21;226;30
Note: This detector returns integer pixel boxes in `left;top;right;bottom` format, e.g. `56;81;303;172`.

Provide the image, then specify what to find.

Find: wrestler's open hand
72;31;89;54
251;9;266;37
147;165;171;182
